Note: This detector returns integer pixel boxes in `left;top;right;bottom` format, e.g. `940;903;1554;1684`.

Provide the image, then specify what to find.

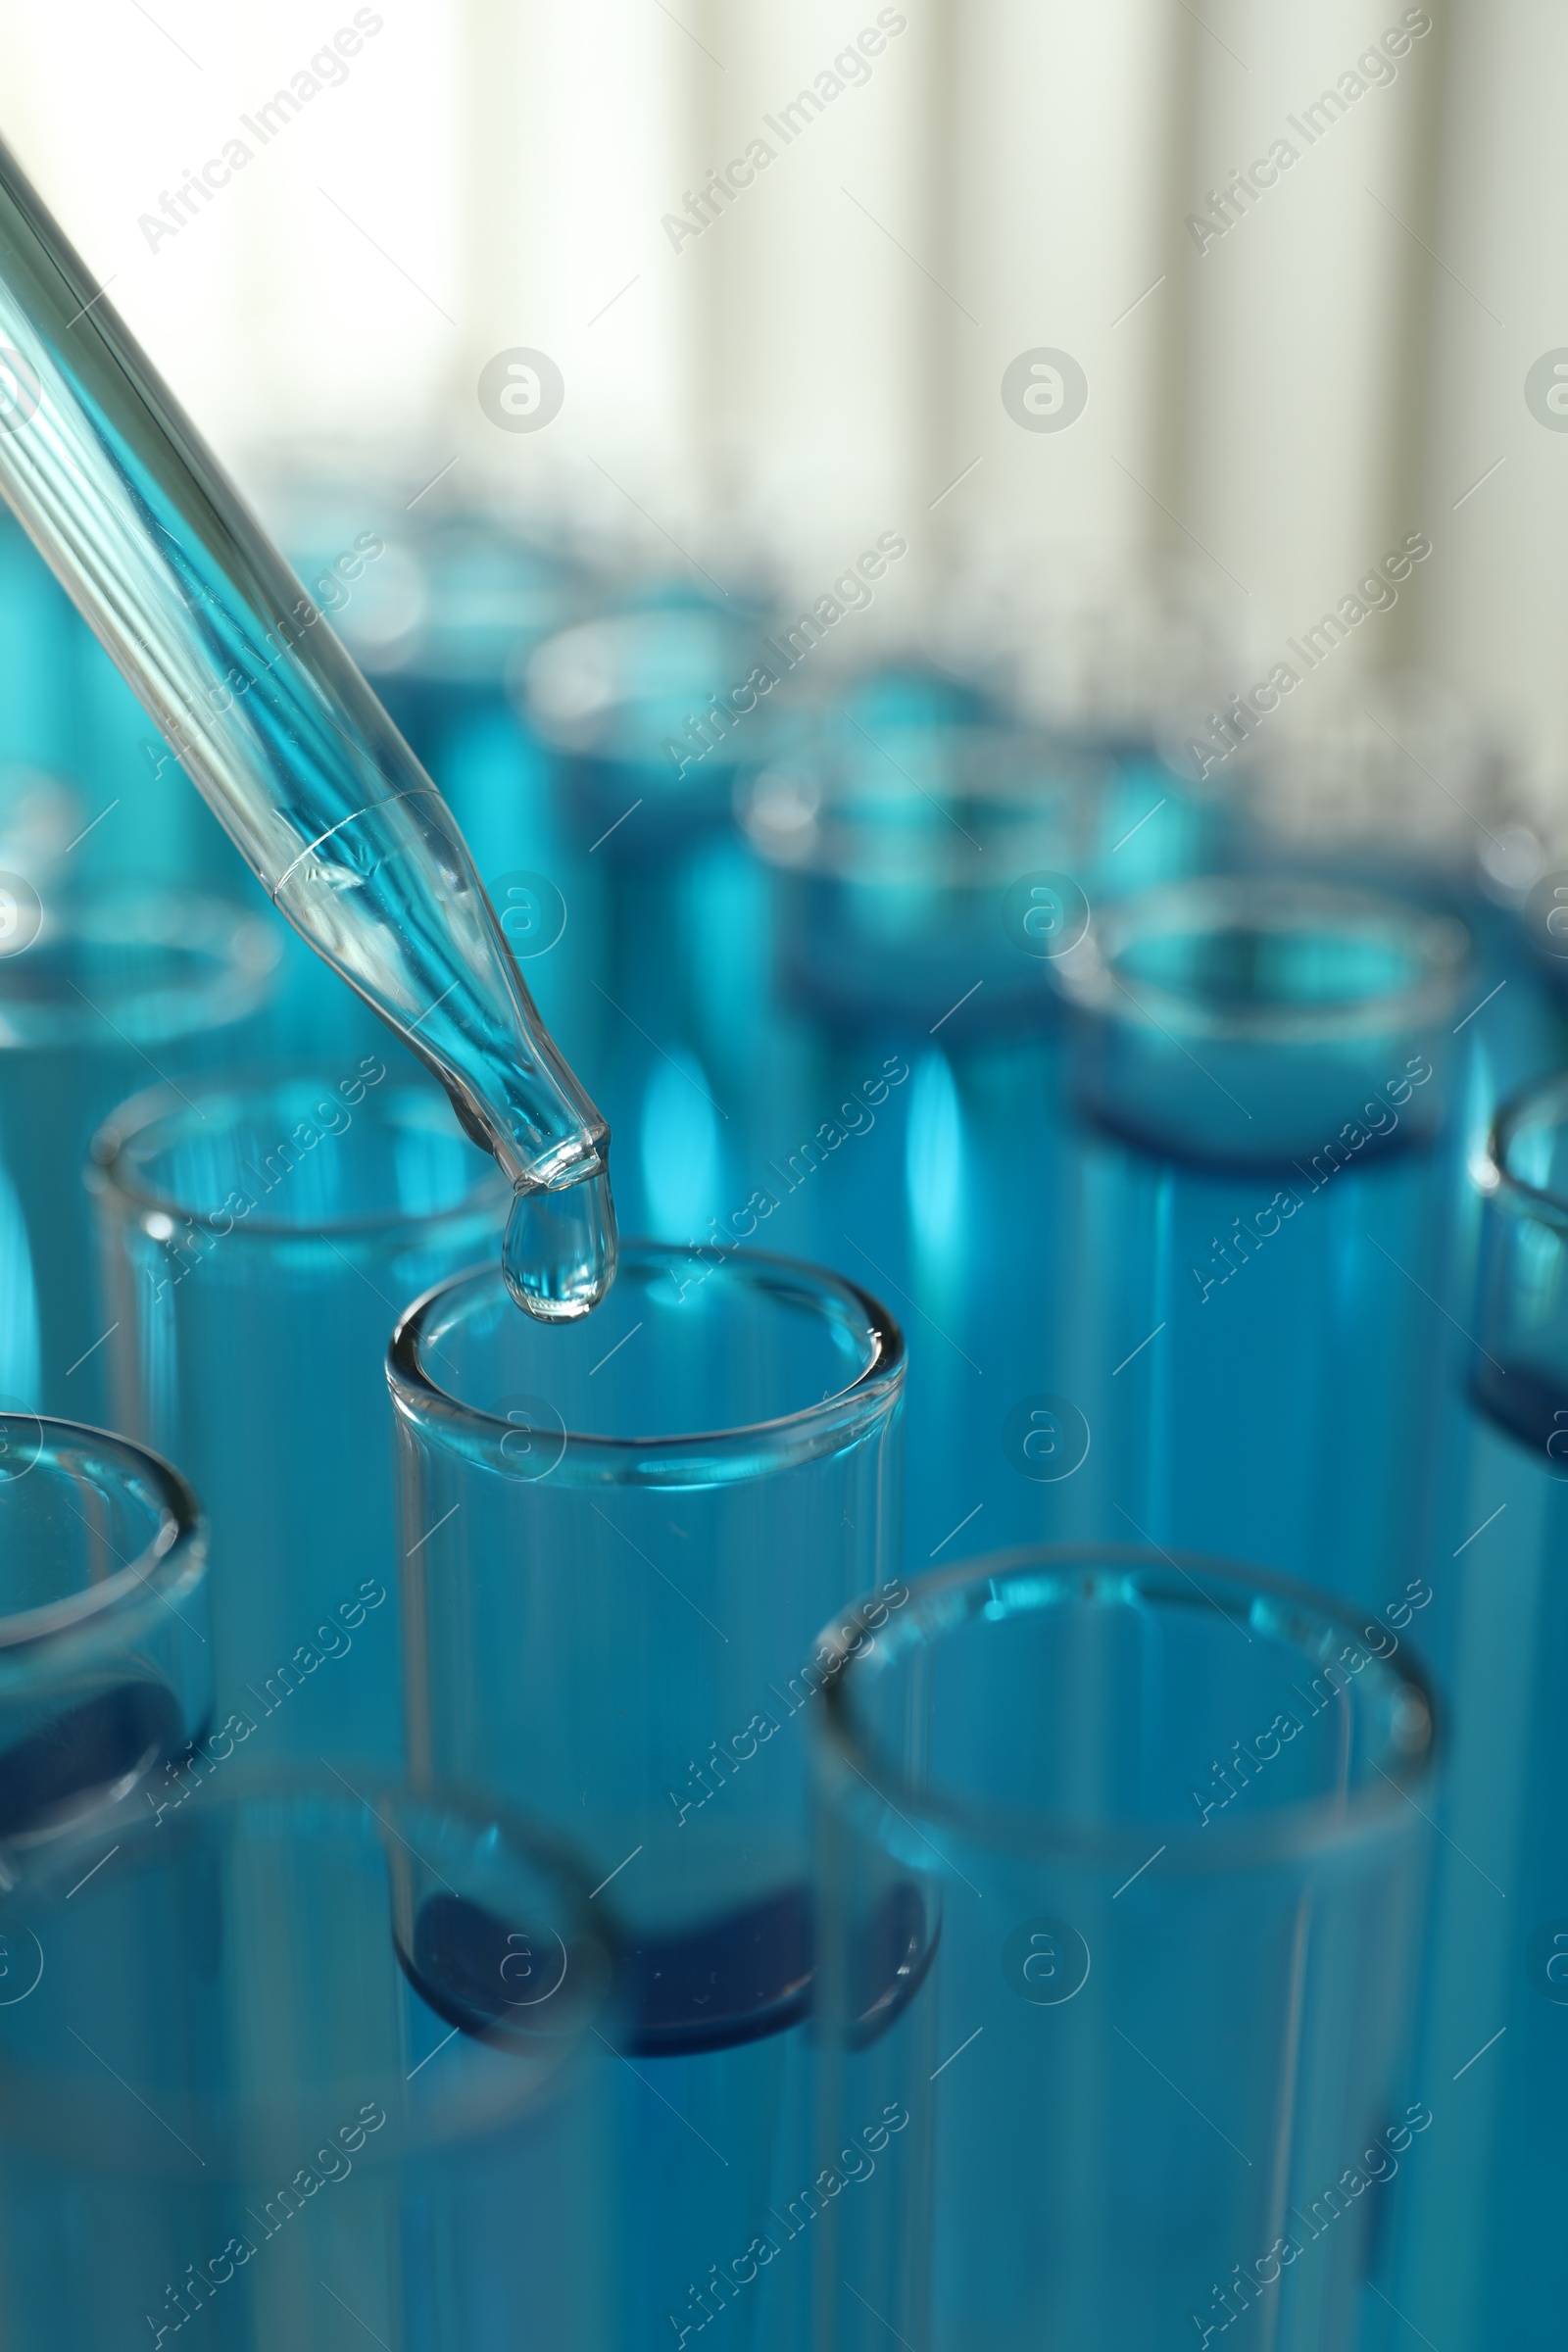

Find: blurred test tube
0;1413;207;1866
90;1065;508;1771
0;1773;617;2350
1050;876;1469;1604
519;584;788;1235
1381;1069;1568;2348
0;882;278;1421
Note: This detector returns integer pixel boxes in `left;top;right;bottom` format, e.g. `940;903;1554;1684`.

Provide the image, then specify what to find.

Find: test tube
1223;676;1512;910
0;508;227;896
522;586;787;855
729;702;1106;1577
1049;876;1470;1602
89;1065;508;1770
0;885;279;1419
1228;677;1554;1180
0;1412;207;1860
809;1543;1438;2351
736;714;1112;1037
349;514;586;877
1375;1070;1568;2347
0;1771;616;2350
388;1245;906;2347
519;588;791;1238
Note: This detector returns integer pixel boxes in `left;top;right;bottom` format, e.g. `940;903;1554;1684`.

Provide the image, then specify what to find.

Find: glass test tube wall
1050;877;1471;1603
0;1776;616;2351
1229;682;1562;1269
734;701;1226;1572
349;514;584;881
389;1244;905;2348
810;1544;1438;2352
1379;1069;1568;2349
0;888;278;1421
0;1414;208;1863
519;587;789;1244
0;506;242;899
90;1063;509;1774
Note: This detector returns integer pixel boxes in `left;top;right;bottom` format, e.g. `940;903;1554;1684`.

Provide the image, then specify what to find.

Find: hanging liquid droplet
503;1163;618;1320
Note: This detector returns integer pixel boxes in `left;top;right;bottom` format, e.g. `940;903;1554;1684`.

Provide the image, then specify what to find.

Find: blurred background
0;0;1563;790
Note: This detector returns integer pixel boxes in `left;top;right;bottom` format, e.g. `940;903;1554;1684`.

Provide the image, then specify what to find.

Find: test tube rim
388;1241;906;1479
0;1412;206;1656
812;1542;1438;1880
88;1065;511;1245
0;1763;612;2175
1052;873;1469;1045
0;885;281;1054
735;720;1111;885
517;588;782;762
1485;1069;1568;1233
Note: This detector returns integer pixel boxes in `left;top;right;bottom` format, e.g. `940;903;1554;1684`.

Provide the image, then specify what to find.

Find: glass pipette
0;136;614;1318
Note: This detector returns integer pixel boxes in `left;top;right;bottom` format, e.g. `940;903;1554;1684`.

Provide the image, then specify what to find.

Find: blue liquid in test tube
1379;1071;1568;2349
0;886;278;1418
0;1774;619;2351
735;701;1228;1572
1051;876;1471;1604
0;1413;209;1860
520;589;790;1238
91;1065;509;1767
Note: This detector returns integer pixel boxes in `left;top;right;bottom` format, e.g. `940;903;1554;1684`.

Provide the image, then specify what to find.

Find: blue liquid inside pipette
0;137;617;1318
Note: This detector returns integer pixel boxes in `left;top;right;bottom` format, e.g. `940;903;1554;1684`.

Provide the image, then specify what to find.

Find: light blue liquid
1377;1382;1568;2352
0;888;277;1417
391;1250;905;2346
0;139;616;1318
93;1070;510;1759
1063;1115;1452;1603
0;1782;617;2351
1378;1081;1568;2351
